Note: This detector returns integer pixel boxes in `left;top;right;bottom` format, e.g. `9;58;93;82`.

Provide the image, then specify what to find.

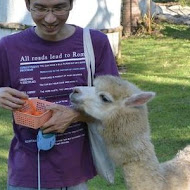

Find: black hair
28;0;73;3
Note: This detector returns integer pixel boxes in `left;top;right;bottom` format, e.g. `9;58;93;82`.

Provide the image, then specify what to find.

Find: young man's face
26;0;73;41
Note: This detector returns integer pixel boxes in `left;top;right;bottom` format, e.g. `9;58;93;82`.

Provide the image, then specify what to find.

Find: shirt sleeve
91;31;119;78
0;38;11;87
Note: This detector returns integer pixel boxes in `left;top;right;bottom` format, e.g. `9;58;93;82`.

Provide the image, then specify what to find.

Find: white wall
68;0;121;29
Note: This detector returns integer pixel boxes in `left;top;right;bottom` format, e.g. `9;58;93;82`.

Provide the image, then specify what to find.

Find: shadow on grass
122;73;190;92
160;25;190;40
153;138;190;162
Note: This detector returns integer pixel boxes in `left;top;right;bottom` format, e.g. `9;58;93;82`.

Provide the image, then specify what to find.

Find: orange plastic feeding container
13;99;53;129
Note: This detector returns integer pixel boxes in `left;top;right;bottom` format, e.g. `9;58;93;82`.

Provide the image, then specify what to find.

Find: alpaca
70;75;190;190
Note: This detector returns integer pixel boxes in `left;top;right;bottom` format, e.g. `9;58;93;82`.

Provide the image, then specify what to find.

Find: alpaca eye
99;94;112;103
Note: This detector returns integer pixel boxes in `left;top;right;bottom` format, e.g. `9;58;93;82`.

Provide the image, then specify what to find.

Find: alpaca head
70;75;155;122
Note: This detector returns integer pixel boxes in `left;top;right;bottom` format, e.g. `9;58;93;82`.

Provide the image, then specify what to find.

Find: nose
44;11;57;24
72;87;82;94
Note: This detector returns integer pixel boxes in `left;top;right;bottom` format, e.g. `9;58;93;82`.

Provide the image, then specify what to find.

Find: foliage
180;0;190;6
153;0;190;6
130;20;190;39
133;14;163;37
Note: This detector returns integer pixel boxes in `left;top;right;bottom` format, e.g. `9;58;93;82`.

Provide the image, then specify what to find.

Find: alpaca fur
70;75;190;190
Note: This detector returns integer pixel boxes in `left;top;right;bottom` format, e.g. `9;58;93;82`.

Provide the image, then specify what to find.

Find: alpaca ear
124;92;155;107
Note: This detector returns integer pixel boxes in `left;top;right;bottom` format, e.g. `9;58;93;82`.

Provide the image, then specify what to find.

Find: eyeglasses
30;6;71;16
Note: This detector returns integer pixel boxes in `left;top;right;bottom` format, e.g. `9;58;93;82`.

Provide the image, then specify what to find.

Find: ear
124;92;155;107
25;0;30;11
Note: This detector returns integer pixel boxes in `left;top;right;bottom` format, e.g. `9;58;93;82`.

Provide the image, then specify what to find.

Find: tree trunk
147;0;152;34
122;0;132;37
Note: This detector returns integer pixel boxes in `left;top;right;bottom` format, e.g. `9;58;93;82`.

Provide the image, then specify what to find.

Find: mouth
70;93;84;110
43;24;58;32
70;101;80;111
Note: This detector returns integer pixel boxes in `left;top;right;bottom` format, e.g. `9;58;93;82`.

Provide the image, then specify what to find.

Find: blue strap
37;130;56;190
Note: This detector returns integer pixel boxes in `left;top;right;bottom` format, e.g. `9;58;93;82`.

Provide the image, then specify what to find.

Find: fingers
41;109;71;133
1;95;25;109
42;126;67;134
41;115;68;133
41;105;81;134
41;117;56;129
0;87;28;110
45;103;67;111
41;122;68;134
41;125;56;134
6;88;28;99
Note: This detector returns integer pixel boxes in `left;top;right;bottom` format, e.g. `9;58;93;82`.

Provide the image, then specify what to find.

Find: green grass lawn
120;23;190;162
0;109;12;189
0;23;190;190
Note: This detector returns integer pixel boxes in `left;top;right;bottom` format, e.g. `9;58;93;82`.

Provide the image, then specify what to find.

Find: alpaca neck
123;150;164;190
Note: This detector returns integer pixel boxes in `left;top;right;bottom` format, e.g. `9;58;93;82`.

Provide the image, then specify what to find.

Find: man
0;0;119;189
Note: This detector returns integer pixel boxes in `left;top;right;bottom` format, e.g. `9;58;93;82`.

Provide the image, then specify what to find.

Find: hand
0;87;28;110
41;104;82;134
